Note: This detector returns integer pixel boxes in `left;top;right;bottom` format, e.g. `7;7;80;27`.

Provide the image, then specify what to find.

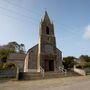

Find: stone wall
84;67;90;73
24;45;38;72
0;69;17;78
7;59;24;72
74;66;90;75
56;48;63;70
28;45;38;69
73;67;86;76
7;53;26;72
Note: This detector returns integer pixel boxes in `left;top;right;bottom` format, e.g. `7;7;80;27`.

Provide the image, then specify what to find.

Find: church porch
40;54;57;72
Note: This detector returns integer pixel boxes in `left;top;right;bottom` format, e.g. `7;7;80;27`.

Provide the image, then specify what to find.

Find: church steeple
41;11;51;23
39;11;55;37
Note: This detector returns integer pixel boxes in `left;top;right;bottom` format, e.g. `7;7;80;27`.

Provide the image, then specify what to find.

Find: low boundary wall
0;69;17;78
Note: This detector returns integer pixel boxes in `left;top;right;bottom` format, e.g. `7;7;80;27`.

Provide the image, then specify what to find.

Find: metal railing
40;66;45;78
59;67;67;76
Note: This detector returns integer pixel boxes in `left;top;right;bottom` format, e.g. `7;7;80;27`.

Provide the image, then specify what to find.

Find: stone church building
24;11;63;73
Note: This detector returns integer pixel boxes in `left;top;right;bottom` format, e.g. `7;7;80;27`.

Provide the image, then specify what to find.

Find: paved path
0;76;90;90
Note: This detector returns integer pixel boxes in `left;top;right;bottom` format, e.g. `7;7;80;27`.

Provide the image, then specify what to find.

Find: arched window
46;26;49;35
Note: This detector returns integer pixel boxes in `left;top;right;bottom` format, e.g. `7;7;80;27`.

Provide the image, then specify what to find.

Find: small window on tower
46;26;49;35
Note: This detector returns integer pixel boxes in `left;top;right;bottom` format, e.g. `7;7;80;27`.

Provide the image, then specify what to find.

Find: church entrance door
44;60;54;72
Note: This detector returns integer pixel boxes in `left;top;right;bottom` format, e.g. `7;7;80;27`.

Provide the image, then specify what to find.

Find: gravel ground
0;76;90;90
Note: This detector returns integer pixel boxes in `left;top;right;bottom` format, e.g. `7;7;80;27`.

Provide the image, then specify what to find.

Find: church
24;11;63;73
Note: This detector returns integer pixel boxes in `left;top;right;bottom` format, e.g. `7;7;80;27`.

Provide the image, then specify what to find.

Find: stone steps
19;72;42;80
44;72;64;79
44;71;80;79
66;71;81;77
19;71;81;80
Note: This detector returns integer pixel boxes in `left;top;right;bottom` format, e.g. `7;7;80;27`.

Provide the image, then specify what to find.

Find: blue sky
0;0;90;57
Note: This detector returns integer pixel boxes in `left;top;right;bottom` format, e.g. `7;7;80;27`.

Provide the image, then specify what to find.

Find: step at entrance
19;72;42;80
19;71;81;80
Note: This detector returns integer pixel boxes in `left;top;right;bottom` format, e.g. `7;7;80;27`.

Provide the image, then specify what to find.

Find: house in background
7;53;26;72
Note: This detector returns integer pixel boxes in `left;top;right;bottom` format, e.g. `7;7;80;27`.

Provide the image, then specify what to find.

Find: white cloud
83;25;90;39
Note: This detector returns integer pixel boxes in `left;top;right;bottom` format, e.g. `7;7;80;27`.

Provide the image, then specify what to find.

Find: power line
0;0;82;40
55;26;82;43
0;5;39;22
62;28;81;39
61;26;80;36
1;0;41;16
56;22;82;39
0;11;36;25
0;10;81;40
61;23;81;33
0;11;82;44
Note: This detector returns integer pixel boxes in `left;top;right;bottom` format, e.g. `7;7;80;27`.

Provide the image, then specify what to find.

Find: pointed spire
42;11;51;23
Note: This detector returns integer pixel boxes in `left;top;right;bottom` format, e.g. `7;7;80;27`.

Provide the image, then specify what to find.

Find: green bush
0;48;15;63
0;63;3;69
76;65;82;68
3;62;16;69
84;62;90;67
76;62;90;69
63;56;76;69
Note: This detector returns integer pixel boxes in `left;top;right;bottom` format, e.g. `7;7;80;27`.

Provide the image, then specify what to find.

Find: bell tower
24;11;62;73
37;11;57;72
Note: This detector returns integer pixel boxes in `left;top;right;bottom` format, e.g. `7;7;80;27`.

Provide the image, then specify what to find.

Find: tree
7;41;25;53
79;55;90;62
63;56;76;70
0;48;15;63
73;55;90;69
3;62;16;69
0;63;3;69
19;44;25;53
0;41;25;69
0;41;25;63
7;41;20;52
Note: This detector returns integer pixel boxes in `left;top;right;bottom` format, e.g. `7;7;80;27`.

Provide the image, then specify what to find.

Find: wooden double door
44;60;54;72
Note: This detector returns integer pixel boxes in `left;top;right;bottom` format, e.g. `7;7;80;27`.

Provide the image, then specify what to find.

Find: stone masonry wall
0;69;17;78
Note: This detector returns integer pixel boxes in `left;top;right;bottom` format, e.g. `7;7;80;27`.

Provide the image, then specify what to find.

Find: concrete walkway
0;76;90;90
